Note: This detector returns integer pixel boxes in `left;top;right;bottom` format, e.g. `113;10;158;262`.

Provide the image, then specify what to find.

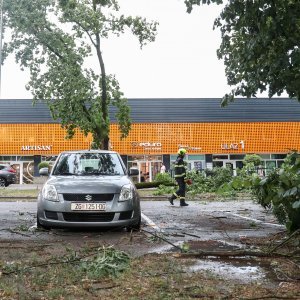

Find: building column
33;155;42;177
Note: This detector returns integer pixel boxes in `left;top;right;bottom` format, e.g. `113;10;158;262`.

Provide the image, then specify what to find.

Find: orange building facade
1;122;299;156
2;97;300;184
1;121;298;184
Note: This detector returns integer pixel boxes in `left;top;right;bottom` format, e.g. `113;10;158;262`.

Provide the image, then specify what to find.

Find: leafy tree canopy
2;0;158;149
184;0;300;106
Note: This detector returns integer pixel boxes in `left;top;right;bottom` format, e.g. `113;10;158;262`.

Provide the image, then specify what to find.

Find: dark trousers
175;177;186;199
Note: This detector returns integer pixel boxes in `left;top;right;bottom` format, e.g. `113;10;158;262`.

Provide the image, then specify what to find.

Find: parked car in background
0;164;17;187
37;150;141;230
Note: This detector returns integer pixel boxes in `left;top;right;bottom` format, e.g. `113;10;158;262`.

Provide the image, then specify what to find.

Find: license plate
71;203;106;211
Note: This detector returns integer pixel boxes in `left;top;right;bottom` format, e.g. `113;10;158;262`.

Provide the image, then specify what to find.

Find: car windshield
52;153;125;176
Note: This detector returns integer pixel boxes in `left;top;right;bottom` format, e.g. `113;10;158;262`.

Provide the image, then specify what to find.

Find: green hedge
38;162;50;170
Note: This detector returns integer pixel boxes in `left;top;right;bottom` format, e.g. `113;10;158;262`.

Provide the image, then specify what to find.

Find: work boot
168;196;174;205
168;195;176;205
180;199;189;207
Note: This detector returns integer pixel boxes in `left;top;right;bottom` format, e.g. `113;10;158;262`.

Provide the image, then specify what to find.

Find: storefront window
170;155;205;172
213;155;229;160
170;155;177;162
127;155;163;183
0;156;16;161
18;156;35;161
277;160;284;168
128;155;144;161
193;161;203;171
271;154;287;159
236;161;244;170
188;155;205;160
229;155;245;160
213;161;223;168
259;154;271;159
266;160;276;173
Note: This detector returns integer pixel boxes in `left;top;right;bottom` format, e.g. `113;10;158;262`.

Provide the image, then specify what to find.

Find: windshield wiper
89;172;108;175
94;172;121;176
56;172;77;176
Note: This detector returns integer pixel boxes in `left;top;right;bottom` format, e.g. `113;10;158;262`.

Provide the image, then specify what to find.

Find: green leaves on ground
79;246;130;279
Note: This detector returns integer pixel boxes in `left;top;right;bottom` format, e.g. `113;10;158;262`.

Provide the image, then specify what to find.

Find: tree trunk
94;0;109;150
102;136;109;150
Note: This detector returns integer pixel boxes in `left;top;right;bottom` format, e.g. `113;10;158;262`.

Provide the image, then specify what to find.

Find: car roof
58;149;118;155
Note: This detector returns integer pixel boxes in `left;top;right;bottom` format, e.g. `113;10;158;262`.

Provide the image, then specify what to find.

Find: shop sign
178;144;202;151
131;141;162;151
221;140;245;150
21;145;52;151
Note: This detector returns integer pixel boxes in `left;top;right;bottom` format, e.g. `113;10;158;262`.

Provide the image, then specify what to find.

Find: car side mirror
129;168;139;176
39;167;49;176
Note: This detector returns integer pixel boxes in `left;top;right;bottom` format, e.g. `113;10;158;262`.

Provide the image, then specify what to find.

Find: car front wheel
126;215;141;232
37;215;51;230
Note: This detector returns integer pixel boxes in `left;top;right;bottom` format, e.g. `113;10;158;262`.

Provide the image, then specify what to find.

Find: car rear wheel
37;215;51;230
0;177;6;187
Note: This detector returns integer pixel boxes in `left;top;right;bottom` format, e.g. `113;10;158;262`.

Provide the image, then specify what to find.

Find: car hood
44;175;133;194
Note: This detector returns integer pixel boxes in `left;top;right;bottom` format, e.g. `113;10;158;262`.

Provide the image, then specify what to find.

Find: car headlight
42;184;59;202
119;184;133;201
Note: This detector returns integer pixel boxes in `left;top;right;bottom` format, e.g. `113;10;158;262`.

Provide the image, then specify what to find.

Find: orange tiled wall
1;122;300;155
111;122;300;154
0;124;92;155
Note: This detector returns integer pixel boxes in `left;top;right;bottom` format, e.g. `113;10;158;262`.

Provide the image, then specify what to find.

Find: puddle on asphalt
148;240;276;285
187;258;268;283
149;246;276;285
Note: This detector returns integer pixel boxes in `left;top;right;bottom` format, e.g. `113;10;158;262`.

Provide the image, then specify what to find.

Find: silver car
37;150;141;230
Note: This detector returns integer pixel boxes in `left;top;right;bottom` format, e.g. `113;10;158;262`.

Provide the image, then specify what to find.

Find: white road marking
141;212;164;232
224;212;285;228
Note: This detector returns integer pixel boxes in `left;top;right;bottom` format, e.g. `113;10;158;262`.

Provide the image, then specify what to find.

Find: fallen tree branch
141;228;183;251
173;249;299;258
142;228;299;259
240;296;300;300
267;229;300;254
6;228;32;237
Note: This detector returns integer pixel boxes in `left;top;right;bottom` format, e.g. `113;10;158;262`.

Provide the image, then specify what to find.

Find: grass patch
0;188;39;199
1;244;299;300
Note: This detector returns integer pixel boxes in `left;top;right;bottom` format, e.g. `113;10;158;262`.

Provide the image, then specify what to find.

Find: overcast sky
1;0;232;99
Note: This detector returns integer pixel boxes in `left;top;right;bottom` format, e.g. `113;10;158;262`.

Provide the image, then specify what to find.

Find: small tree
251;151;300;232
154;172;174;185
2;0;158;149
242;154;262;175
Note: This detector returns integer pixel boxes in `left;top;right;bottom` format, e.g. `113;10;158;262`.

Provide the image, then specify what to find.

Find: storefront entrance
127;155;162;183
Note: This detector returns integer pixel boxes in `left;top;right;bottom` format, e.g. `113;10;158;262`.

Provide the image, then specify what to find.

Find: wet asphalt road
0;199;284;254
0;195;289;285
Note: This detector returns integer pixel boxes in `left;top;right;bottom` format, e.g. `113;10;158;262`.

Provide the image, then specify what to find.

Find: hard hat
178;148;187;155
